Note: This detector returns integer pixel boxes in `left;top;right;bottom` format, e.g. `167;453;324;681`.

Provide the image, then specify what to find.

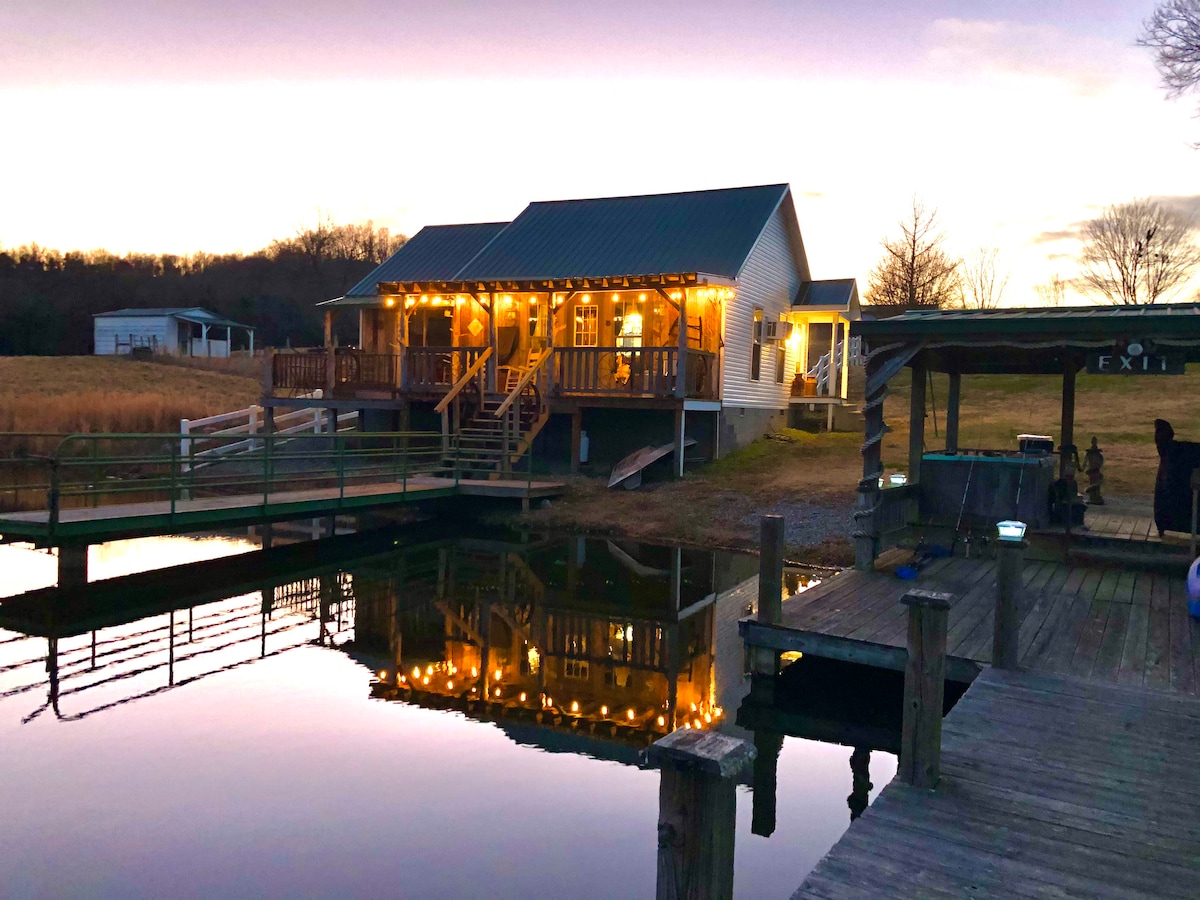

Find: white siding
720;206;804;408
93;316;173;355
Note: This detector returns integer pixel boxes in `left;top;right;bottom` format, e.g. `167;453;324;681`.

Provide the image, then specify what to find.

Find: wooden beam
908;360;927;483
945;371;961;453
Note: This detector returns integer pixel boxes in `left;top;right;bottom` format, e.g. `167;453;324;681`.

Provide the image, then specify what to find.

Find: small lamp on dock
889;473;908;486
996;520;1027;542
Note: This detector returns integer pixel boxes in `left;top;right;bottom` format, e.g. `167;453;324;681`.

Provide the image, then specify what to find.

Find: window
574;304;598;347
615;300;643;349
751;308;763;381
775;319;787;384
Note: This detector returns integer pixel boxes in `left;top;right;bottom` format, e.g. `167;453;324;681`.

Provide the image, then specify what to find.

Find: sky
2;0;1197;303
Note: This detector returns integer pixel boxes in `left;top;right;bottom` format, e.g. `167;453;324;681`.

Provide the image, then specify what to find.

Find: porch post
908;360;926;484
248;329;255;357
486;293;499;393
1061;362;1076;477
946;371;961;453
570;408;583;474
226;325;232;357
839;318;851;400
323;310;333;348
675;289;689;398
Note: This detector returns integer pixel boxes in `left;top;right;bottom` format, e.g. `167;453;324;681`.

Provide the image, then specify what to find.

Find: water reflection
0;528;897;900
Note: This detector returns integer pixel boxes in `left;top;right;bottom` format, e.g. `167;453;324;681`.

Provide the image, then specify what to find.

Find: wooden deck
742;550;1200;694
0;475;565;543
793;666;1200;900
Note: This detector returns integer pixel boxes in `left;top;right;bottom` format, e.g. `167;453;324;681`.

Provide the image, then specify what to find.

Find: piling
648;729;755;900
751;515;786;688
993;539;1026;670
899;588;953;789
57;545;89;589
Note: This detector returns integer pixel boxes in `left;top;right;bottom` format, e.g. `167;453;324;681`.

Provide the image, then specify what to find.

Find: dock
741;549;1199;694
794;667;1200;900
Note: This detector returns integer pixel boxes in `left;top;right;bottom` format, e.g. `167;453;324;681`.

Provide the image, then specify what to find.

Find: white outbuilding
92;307;255;358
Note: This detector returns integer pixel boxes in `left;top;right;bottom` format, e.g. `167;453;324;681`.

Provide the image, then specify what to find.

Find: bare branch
867;198;962;308
1077;198;1200;304
960;246;1010;309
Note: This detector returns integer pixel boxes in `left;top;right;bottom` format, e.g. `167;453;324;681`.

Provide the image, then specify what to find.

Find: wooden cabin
266;185;860;471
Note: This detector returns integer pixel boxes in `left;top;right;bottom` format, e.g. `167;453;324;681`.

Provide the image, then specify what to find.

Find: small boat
608;439;696;490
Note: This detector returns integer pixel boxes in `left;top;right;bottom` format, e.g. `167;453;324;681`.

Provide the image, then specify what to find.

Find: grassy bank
522;366;1199;562
0;356;261;445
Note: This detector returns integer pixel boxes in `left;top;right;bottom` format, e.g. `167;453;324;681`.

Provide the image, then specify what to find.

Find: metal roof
455;184;792;281
343;222;509;298
793;278;858;309
855;303;1200;339
93;307;251;329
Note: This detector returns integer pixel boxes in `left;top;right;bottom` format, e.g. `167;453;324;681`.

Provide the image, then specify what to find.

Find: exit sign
1086;352;1185;375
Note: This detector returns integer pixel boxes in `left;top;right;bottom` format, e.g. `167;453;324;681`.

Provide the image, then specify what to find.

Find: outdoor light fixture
889;474;908;486
997;520;1027;542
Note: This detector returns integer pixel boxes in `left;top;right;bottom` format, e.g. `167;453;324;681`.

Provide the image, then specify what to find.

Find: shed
93;308;255;358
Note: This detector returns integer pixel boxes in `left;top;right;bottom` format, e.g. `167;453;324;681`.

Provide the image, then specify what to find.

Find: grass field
524;366;1200;563
0;356;261;441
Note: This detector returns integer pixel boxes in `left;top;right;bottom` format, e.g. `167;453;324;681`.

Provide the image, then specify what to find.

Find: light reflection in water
0;529;894;900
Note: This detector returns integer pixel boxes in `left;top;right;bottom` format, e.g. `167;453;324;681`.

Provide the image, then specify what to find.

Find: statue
1084;437;1105;505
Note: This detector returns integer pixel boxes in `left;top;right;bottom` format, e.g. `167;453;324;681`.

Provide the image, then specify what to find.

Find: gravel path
740;498;852;547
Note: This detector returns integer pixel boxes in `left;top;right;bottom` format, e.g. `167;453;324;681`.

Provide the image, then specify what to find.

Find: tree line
0;217;406;355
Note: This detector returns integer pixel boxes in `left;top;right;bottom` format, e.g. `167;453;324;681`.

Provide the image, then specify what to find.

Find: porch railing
273;351;326;393
554;347;717;399
406;347;486;391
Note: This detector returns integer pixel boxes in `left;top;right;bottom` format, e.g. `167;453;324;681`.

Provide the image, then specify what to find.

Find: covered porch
268;273;723;402
851;305;1200;570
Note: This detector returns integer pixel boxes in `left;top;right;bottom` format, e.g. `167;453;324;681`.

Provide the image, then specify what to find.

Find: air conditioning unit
763;321;793;342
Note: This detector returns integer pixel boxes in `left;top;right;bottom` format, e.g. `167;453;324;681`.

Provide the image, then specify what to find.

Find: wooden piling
993;539;1026;670
648;729;756;900
899;588;953;789
758;515;785;627
57;544;88;589
751;729;783;837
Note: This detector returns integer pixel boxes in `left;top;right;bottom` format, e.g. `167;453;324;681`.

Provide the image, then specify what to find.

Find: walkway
0;475;565;543
793;667;1200;900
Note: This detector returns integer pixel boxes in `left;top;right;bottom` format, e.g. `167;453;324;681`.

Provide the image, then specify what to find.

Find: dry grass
0;356;261;450
523;367;1200;562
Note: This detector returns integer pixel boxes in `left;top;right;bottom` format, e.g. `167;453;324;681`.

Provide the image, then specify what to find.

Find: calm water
0;527;895;900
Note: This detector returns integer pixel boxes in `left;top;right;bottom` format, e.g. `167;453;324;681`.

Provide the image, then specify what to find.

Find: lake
0;524;896;899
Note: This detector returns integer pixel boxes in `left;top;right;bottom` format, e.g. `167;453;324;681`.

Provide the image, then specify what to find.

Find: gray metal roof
93;307;251;329
855;303;1200;338
794;279;858;308
455;184;792;281
343;223;509;298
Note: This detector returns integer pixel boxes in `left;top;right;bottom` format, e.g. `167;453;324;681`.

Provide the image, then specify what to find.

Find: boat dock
793;666;1200;900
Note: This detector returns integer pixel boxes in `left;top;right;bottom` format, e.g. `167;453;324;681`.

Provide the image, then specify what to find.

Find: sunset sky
2;1;1197;303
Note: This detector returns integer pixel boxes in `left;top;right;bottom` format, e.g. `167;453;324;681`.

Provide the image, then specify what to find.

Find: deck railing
554;347;717;399
272;351;327;393
876;483;919;538
406;347;486;391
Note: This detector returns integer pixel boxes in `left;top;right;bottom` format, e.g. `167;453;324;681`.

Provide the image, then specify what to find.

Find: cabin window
775;321;787;384
574;304;599;347
751;308;763;381
615;300;643;349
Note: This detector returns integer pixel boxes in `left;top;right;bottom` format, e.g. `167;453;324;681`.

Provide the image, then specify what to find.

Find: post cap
646;729;756;778
900;589;955;610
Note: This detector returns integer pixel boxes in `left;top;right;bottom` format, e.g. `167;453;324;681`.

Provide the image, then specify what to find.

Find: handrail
434;346;493;414
493;349;552;418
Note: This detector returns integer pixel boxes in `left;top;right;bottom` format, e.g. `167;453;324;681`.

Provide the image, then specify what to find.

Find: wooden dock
793;666;1200;900
742;550;1199;694
0;475;565;543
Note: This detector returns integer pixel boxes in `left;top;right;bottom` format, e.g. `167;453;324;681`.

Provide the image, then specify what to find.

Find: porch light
529;295;538;304
889;473;908;486
571;701;579;713
638;293;647;302
384;297;395;308
997;520;1027;542
455;295;466;306
601;705;608;716
405;298;416;308
419;296;429;304
670;291;682;301
581;293;592;303
657;715;666;727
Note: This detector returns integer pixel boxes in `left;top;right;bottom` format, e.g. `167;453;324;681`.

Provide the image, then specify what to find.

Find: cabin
264;185;860;472
93;307;255;358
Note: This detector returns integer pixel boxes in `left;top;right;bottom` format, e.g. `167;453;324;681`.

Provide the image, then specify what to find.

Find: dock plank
791;668;1200;900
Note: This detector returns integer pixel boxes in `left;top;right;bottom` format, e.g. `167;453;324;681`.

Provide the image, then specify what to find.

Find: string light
600;705;608;716
520;692;527;702
570;701;580;713
626;709;635;721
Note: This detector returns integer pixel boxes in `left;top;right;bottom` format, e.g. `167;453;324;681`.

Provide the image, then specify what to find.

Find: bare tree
867;199;962;308
1077;198;1200;304
1034;273;1068;307
1140;1;1200;109
959;246;1010;309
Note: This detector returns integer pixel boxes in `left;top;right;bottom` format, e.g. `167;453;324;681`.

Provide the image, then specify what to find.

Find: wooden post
323;309;333;348
1191;469;1199;559
946;371;961;454
758;515;784;626
486;293;499;393
57;545;88;589
993;539;1026;670
899;588;953;789
675;289;689;398
570;408;583;474
1060;363;1076;477
751;729;783;837
648;730;755;900
855;352;885;570
675;408;686;478
908;361;926;484
261;347;275;400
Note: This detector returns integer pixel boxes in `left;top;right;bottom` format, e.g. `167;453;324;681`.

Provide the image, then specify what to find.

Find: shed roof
342;222;509;299
853;303;1200;375
93;307;251;329
456;184;793;281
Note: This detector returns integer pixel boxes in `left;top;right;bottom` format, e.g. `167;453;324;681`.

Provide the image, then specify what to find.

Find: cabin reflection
349;537;757;747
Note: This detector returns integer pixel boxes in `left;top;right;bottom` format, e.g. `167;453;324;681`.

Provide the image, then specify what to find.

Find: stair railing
435;347;493;453
493;350;553;474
